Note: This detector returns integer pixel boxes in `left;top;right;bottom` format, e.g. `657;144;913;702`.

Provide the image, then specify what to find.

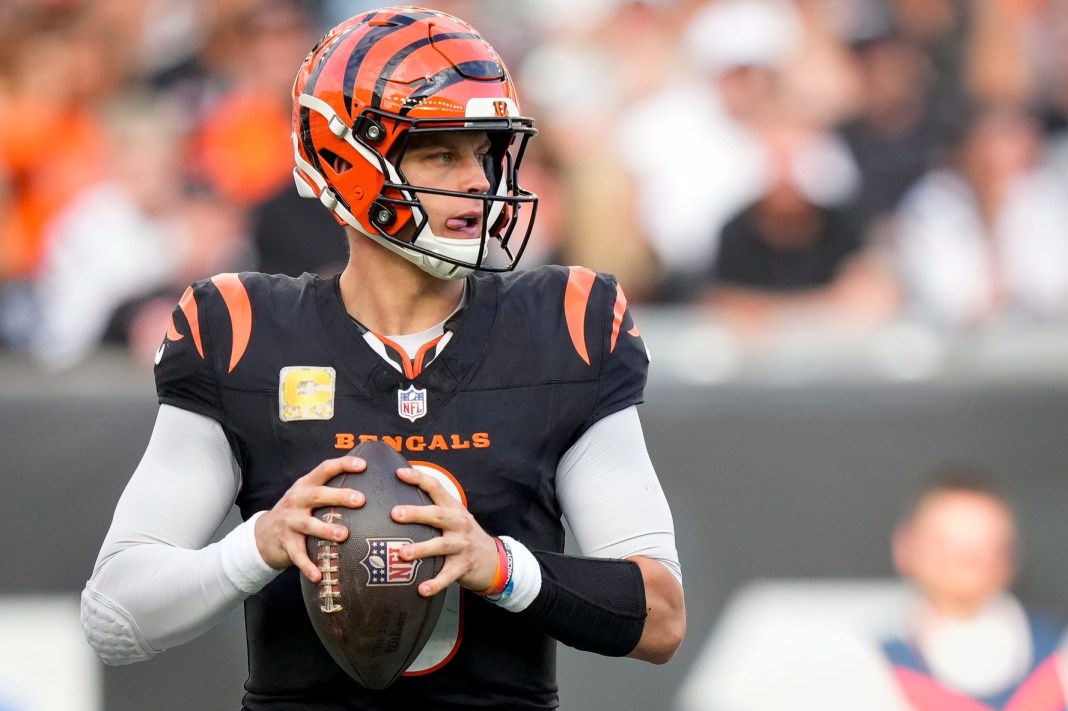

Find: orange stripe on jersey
212;273;253;373
166;314;184;342
609;284;641;350
375;334;416;379
373;332;444;379
411;334;444;379
565;266;596;366
178;286;204;358
610;284;628;353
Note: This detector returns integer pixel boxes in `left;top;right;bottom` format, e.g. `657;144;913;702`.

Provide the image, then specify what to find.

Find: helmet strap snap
371;202;396;227
356;116;386;143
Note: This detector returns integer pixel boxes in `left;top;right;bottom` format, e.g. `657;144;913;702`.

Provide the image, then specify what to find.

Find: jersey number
401;461;467;676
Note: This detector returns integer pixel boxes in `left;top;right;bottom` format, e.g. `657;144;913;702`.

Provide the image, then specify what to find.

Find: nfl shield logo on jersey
397;384;427;422
361;538;421;586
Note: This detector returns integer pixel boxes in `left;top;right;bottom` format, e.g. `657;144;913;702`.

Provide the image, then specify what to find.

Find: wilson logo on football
361;538;421;586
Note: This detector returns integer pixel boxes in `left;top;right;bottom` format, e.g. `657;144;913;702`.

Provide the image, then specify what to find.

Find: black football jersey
155;265;649;710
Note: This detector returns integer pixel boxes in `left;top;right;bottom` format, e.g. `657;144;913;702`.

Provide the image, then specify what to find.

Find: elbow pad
80;586;158;665
516;551;647;657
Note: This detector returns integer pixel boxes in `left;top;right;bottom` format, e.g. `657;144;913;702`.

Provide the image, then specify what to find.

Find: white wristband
491;536;542;613
220;511;283;594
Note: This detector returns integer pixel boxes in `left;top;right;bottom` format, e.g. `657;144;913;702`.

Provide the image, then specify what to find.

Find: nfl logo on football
397;384;427;422
361;538;421;586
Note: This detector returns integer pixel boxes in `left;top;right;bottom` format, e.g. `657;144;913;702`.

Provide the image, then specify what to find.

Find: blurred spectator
613;0;801;302
964;0;1040;108
776;0;864;128
29;91;250;369
249;184;347;277
836;16;947;247
699;119;899;334
879;470;1068;709
890;0;970;125
893;102;1068;328
0;8;113;280
5;0;1068;364
675;467;1068;711
1038;5;1068;181
189;0;315;207
520;0;672;300
1039;4;1068;129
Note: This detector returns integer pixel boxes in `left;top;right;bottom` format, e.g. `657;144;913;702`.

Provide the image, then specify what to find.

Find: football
300;440;445;689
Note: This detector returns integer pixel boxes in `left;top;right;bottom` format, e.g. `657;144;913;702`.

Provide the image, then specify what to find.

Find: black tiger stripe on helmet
290;6;538;280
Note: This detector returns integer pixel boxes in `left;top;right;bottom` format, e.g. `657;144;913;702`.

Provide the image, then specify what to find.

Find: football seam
316;509;345;613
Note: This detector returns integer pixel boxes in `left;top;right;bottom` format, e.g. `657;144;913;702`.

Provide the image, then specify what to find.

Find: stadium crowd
1;0;1067;368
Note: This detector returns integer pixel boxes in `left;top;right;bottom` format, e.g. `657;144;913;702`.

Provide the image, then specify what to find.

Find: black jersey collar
313;273;499;420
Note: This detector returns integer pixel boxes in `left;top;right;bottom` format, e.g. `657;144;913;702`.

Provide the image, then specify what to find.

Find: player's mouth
443;212;482;238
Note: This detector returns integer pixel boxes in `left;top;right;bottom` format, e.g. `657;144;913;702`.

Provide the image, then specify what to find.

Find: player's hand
391;467;499;597
254;456;367;582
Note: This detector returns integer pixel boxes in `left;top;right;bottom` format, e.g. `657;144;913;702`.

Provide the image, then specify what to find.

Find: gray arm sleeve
80;404;280;665
556;406;682;582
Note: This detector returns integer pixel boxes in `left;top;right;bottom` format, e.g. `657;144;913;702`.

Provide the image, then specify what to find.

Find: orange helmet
292;6;538;279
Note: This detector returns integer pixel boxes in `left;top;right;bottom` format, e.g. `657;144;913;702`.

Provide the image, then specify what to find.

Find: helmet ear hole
319;148;352;174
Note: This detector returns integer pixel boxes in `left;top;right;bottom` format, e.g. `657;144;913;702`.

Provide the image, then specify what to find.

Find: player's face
893;491;1016;616
399;131;494;240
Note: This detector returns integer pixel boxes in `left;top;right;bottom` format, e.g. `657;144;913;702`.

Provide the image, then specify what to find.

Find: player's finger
286;537;323;582
295;511;349;543
303;456;366;485
398;535;458;562
302;485;365;510
396;467;454;507
418;560;466;597
390;502;452;529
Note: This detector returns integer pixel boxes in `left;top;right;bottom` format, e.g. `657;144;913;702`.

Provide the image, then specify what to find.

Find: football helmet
292;7;538;279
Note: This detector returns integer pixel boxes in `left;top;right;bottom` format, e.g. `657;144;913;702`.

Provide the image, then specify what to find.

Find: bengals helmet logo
493;100;508;117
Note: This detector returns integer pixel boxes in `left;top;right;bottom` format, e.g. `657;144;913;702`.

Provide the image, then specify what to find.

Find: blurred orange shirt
0;98;106;278
192;91;293;207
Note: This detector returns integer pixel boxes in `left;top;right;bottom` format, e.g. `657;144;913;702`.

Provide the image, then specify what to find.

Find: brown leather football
300;440;444;689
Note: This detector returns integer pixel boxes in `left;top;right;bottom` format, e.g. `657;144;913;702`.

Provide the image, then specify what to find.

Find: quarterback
81;7;685;709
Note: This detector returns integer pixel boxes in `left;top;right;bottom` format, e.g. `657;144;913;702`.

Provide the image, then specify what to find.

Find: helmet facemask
372;115;538;278
290;7;540;279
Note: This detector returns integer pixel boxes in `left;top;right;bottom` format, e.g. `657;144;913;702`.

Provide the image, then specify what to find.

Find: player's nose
460;152;492;195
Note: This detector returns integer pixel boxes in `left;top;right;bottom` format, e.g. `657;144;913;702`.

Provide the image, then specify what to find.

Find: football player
81;7;685;709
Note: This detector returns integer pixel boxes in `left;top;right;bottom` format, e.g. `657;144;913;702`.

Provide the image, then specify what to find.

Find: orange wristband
475;537;510;597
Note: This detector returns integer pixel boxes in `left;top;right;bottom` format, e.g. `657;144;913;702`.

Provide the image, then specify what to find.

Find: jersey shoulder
154;271;321;420
478;266;649;424
491;265;647;370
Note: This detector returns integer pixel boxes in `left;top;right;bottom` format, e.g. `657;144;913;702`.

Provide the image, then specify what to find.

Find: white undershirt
82;402;679;664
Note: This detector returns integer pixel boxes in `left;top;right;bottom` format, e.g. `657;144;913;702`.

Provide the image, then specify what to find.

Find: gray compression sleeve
81;405;280;664
556;407;681;582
